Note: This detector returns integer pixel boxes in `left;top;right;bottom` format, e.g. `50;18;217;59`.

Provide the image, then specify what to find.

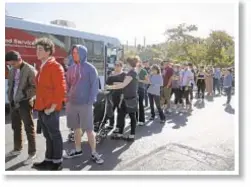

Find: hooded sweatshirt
66;45;99;105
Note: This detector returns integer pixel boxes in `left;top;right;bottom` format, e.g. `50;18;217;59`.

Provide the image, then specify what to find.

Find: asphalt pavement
5;94;235;171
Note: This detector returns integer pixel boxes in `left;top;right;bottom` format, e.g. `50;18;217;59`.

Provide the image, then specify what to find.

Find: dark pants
144;87;149;107
117;101;137;135
182;86;191;105
38;111;63;163
225;87;232;104
189;84;194;101
10;100;36;155
172;88;183;105
197;81;206;99
108;94;121;127
213;78;221;94
148;93;165;120
136;88;145;123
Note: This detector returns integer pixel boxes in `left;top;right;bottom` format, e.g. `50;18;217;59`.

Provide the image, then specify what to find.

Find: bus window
85;40;94;56
94;41;103;56
54;34;65;43
71;37;79;46
78;38;85;45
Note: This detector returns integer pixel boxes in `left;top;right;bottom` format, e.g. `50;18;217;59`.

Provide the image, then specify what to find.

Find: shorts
160;87;172;106
66;103;94;131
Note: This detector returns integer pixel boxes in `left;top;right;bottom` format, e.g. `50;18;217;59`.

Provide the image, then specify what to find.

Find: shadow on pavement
5;154;18;163
62;138;133;171
224;105;235;115
5;161;25;171
60;111;166;171
166;112;191;129
193;99;205;109
205;95;214;102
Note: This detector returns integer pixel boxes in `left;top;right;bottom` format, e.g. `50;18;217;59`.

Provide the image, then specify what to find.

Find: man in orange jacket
32;38;66;171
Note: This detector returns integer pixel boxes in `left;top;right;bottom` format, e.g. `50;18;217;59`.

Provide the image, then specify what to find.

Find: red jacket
34;57;66;111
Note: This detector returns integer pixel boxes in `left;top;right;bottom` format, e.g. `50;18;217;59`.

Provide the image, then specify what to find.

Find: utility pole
134;37;137;48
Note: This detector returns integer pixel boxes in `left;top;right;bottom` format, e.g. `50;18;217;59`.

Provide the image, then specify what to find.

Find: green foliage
124;24;234;68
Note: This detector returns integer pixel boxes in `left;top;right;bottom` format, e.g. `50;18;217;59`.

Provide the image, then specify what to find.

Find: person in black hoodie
105;61;126;129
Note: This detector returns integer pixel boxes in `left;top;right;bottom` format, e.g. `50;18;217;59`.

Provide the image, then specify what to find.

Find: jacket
7;61;36;105
66;45;99;105
34;57;66;111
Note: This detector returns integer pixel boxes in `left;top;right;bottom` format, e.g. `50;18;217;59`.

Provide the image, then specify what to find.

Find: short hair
151;64;161;74
5;50;21;62
188;62;193;67
115;60;123;67
35;37;55;55
126;57;137;68
133;56;141;63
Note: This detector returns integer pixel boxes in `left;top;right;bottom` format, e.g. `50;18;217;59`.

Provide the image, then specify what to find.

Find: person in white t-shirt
180;63;194;110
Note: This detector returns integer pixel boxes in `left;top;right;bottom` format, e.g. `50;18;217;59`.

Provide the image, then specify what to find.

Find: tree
164;23;199;62
206;31;234;67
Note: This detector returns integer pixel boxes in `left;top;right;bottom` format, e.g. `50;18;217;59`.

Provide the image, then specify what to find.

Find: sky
5;2;236;45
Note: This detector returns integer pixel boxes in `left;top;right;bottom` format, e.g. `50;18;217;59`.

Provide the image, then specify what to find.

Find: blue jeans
38;111;63;163
213;78;221;94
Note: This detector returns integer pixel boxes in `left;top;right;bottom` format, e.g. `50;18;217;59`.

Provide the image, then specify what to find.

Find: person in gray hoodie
63;45;104;164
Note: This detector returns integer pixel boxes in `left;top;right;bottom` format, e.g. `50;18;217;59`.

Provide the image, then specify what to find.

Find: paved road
5;95;235;171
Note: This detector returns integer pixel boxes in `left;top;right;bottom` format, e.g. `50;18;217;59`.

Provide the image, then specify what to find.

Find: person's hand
105;85;112;90
185;86;189;91
44;108;55;115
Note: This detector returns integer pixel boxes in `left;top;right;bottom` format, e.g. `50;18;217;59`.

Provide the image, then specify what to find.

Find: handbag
124;97;138;113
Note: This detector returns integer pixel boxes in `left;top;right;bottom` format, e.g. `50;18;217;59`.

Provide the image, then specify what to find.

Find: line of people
6;38;103;171
5;37;234;171
104;58;234;142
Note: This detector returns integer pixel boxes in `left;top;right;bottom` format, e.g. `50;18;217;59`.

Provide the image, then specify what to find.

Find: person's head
114;61;123;73
150;64;161;75
70;45;88;64
5;51;23;69
143;61;149;68
35;38;55;61
226;68;232;75
163;60;172;68
173;64;180;72
136;60;143;72
199;66;204;71
188;62;193;69
126;56;138;68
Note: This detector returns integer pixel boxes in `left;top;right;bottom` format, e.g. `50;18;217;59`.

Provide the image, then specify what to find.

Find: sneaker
63;149;83;159
32;160;53;170
49;163;63;171
123;134;135;141
23;154;36;165
138;122;145;126
149;117;154;121
111;133;123;138
91;152;104;164
6;150;21;157
160;119;166;124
